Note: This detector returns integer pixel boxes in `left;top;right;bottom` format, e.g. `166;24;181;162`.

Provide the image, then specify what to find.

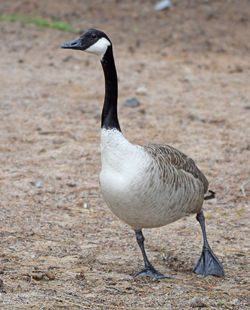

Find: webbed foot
193;245;225;277
134;265;166;279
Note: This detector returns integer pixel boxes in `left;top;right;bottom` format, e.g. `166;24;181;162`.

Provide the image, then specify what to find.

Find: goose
61;29;225;279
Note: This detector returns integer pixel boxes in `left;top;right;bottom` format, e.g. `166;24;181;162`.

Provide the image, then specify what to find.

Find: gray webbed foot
193;245;225;277
134;265;166;279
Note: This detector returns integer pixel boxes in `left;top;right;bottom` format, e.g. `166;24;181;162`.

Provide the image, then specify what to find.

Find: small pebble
190;296;207;308
45;272;55;280
136;87;147;96
154;0;171;11
83;203;88;209
32;273;44;281
35;181;43;188
66;182;77;187
30;181;43;188
124;97;140;108
76;271;86;280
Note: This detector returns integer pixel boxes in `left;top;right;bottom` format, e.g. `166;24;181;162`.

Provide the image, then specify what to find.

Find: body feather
100;129;207;230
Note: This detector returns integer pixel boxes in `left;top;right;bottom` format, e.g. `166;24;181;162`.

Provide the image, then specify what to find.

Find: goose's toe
134;266;167;279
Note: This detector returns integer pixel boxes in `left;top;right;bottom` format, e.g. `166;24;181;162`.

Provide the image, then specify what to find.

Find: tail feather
204;190;215;200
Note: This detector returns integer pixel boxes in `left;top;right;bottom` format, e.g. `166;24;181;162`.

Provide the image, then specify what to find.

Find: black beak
61;37;82;50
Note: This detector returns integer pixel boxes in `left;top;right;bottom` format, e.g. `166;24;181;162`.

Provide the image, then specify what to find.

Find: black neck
100;46;121;131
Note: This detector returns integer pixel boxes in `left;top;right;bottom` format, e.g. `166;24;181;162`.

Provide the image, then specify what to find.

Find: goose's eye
91;33;97;39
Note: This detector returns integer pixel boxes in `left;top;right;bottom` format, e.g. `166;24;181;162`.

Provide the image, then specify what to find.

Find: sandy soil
0;0;249;309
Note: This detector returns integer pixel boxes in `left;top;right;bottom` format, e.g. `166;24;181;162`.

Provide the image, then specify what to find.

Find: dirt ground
0;0;249;309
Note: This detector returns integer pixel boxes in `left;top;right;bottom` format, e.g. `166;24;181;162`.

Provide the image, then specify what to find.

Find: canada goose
61;29;225;279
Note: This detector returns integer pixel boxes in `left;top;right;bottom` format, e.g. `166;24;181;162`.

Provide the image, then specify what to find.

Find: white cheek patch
85;37;111;60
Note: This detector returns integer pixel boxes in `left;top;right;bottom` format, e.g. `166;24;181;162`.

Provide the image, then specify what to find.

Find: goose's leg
134;230;166;279
193;211;225;277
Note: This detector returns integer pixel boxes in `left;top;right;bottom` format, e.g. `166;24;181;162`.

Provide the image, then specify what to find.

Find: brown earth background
0;0;249;309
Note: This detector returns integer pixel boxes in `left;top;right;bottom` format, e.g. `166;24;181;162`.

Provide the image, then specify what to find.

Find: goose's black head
61;29;111;60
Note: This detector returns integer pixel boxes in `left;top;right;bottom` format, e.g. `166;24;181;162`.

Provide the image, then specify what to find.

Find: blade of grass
0;14;76;32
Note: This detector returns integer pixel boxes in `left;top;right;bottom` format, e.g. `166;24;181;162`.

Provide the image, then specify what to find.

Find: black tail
204;190;215;200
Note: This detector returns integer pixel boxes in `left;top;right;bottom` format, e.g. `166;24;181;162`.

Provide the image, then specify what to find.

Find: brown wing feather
144;144;209;193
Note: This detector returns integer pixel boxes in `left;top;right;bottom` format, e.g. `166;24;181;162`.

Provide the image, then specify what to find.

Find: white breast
99;129;203;230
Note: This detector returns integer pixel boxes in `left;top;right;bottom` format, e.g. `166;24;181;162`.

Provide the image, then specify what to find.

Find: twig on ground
240;180;249;197
38;130;77;140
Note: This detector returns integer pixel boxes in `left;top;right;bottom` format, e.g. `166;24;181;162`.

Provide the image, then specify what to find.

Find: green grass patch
217;300;225;306
0;14;76;32
235;209;247;216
